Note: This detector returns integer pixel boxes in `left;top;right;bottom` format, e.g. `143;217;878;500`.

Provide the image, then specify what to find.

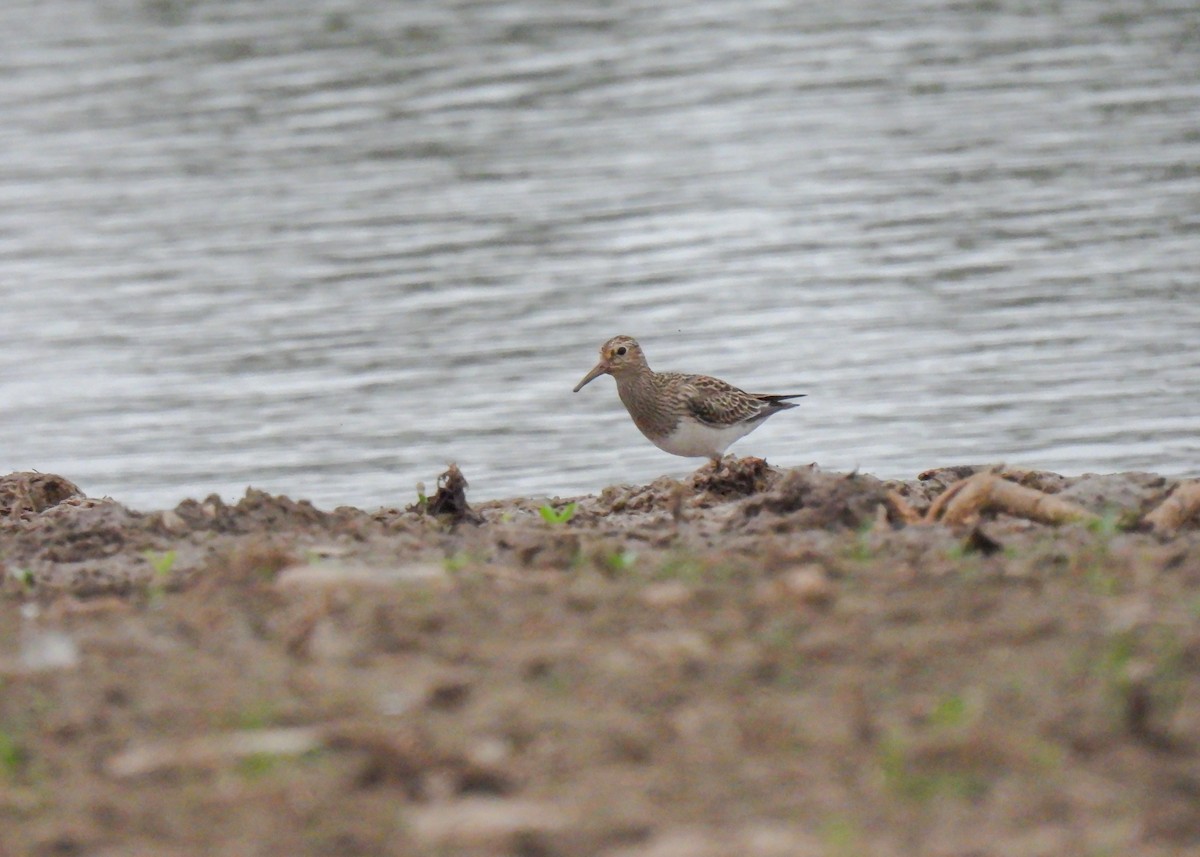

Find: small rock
158;509;189;535
275;561;446;591
17;629;80;672
781;565;835;606
307;617;357;662
466;736;511;767
755;565;835;608
639;580;692;608
406;798;572;849
607;824;823;857
629;630;712;664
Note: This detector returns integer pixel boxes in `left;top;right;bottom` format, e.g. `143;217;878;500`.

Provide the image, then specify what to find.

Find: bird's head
573;335;646;391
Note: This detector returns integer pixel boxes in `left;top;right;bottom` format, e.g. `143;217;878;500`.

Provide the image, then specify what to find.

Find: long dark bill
573;362;609;392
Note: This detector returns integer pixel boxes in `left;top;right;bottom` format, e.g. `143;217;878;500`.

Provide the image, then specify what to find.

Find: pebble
782;565;835;606
638;580;692;608
406;798;572;849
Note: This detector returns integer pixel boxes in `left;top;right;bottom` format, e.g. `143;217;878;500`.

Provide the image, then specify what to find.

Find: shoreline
2;462;1198;855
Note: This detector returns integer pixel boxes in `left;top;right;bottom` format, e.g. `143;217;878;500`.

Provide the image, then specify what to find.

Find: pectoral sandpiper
573;335;804;464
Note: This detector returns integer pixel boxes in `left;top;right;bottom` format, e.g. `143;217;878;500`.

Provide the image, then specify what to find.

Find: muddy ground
0;462;1198;857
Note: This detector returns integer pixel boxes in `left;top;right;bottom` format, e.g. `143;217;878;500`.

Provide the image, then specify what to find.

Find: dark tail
755;393;805;411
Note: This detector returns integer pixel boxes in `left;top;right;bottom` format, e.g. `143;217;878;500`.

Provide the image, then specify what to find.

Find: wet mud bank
1;463;1199;856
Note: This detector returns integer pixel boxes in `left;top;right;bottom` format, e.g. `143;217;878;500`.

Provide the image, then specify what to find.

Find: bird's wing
683;375;767;427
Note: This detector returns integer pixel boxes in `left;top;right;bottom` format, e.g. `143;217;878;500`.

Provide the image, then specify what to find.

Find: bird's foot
705;455;730;475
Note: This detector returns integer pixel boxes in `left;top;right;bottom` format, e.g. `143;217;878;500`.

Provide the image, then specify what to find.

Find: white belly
649;418;758;458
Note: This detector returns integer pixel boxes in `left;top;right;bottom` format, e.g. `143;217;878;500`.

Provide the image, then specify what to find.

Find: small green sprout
820;816;863;857
878;732;986;802
0;731;25;778
1085;511;1123;536
605;549;637;573
928;693;969;729
236;751;280;779
7;567;34;591
415;482;428;514
539;502;577;525
845;521;875;561
443;551;471;572
142;550;178;604
233;701;278;731
144;550;178;578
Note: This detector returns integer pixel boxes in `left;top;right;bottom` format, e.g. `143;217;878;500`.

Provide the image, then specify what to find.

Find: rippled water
1;0;1197;510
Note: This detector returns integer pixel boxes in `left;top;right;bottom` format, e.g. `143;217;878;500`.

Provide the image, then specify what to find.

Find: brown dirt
1;462;1199;857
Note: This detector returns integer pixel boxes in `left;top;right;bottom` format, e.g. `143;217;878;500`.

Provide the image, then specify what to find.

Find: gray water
1;0;1197;511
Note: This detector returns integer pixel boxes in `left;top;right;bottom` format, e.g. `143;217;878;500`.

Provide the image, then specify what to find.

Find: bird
572;335;803;465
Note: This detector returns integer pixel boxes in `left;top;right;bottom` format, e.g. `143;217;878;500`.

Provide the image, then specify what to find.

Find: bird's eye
615;346;627;356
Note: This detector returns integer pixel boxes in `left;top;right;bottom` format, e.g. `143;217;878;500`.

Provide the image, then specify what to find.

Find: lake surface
1;0;1197;511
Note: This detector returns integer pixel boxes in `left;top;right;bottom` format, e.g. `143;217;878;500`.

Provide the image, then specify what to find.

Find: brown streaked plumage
573;335;804;462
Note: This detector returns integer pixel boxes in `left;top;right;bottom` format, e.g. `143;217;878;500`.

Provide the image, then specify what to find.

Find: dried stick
886;489;923;525
926;472;1099;527
1143;480;1200;536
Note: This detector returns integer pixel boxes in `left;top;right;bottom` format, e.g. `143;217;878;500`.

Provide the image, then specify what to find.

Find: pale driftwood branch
106;727;323;778
1143;480;1200;536
922;473;978;523
980;476;1100;526
885;490;923;525
925;472;1100;527
932;472;1000;526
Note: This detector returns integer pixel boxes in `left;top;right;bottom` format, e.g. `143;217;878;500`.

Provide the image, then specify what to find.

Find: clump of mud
170;488;337;534
690;455;778;499
410;463;481;525
0;471;83;518
736;466;891;530
1;464;1198;857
